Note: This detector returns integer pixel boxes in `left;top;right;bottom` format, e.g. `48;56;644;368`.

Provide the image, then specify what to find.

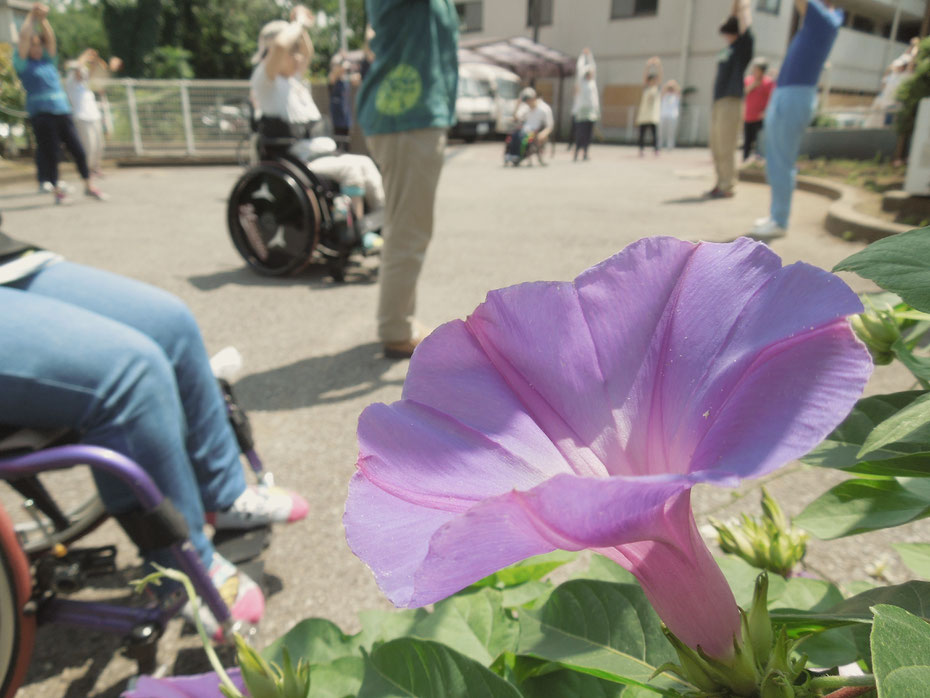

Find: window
610;0;658;19
849;14;876;35
755;0;780;14
526;0;553;28
455;2;483;33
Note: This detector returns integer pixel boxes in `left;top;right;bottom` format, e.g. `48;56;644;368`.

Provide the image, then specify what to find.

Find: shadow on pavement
662;195;713;205
235;343;404;411
188;262;377;291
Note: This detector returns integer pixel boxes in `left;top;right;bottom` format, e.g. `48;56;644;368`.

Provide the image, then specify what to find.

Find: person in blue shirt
356;0;458;359
14;3;105;204
749;0;844;240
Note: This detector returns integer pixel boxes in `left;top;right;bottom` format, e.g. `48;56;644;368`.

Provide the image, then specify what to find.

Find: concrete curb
738;167;912;242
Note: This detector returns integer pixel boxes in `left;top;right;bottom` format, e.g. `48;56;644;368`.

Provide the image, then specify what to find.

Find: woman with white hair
249;12;384;223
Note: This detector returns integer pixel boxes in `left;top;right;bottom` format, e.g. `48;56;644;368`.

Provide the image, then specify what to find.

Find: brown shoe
383;337;421;359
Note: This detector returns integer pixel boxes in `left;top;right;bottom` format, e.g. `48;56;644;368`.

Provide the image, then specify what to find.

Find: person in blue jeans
0;229;308;638
748;0;843;240
13;3;105;204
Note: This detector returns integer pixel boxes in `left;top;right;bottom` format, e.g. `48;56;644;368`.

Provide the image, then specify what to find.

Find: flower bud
760;670;794;698
747;573;774;668
850;310;900;365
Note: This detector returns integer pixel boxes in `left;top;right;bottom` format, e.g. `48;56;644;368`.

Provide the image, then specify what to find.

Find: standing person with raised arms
706;0;753;199
748;0;843;240
14;2;105;204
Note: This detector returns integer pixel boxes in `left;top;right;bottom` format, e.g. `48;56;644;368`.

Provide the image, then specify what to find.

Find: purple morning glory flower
344;237;871;659
121;668;245;698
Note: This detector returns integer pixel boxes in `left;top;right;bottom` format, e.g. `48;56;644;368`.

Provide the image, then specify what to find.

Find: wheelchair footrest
36;544;117;594
213;525;271;565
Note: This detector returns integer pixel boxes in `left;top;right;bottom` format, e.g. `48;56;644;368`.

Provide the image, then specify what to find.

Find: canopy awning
458;36;576;79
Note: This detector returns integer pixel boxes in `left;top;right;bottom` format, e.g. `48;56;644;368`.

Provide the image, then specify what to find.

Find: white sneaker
207;484;309;531
748;218;787;241
754;215;771;227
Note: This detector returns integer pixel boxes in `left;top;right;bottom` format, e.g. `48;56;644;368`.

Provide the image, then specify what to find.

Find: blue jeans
0;262;246;566
763;86;817;228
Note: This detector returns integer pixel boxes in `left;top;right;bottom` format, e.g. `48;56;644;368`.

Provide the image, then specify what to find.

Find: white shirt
516;101;554;133
250;63;321;123
660;92;680;119
65;68;101;122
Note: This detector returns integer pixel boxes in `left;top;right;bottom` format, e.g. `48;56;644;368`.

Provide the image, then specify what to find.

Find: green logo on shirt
375;64;422;116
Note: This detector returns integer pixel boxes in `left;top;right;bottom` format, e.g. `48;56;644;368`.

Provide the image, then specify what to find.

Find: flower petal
600;492;741;660
347;467;690;607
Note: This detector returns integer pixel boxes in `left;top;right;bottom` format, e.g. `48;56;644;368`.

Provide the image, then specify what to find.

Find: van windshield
496;79;520;99
458;77;492;98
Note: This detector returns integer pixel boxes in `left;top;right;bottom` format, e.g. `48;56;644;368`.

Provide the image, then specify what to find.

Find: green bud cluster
226;634;312;698
850;296;930;366
654;574;811;697
709;488;808;578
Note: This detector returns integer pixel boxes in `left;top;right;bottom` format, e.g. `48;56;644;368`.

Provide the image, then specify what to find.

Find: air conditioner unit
905;97;930;196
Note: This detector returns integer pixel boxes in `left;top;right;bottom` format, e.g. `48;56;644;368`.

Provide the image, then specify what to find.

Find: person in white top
568;47;596;151
505;87;554;163
249;14;384;222
659;79;681;150
636;56;662;157
64;48;119;177
572;68;599;161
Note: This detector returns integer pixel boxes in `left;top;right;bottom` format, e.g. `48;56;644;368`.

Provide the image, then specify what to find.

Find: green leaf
831;581;930;621
891;339;930;385
410;588;518;665
775;577;844;613
500;580;553;610
860;391;930;457
516;579;688;692
715;555;787;608
356;608;429;651
261;618;361;665
471;551;577;589
356;638;524;698
893;542;930;579
795;477;930;539
795;627;859;670
802;391;930;475
574;555;638;584
518;667;628;697
308;656;364;698
833;226;930;313
872;604;930;697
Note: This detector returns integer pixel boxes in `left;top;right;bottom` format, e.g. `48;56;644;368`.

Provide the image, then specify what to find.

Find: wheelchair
0;372;271;697
227;118;380;283
504;129;546;167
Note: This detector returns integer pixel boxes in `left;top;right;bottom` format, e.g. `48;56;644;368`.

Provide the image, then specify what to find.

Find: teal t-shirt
357;0;459;136
12;50;71;117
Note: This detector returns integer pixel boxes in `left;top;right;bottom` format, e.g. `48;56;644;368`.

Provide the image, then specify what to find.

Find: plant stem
809;674;875;693
141;565;244;698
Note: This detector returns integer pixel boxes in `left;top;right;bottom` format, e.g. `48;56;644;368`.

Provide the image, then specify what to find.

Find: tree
896;36;930;150
49;1;111;63
101;0;163;77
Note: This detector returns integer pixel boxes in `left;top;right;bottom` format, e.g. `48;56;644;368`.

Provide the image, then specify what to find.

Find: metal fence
95;78;252;158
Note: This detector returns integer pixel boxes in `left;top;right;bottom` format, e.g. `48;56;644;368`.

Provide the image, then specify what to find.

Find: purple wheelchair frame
0;442;247;672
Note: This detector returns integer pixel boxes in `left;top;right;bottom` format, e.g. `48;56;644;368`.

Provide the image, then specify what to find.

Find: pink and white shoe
207;484;309;531
183;552;265;641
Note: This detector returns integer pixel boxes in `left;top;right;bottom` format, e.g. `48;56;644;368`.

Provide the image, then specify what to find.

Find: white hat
251;20;290;65
519;87;537;101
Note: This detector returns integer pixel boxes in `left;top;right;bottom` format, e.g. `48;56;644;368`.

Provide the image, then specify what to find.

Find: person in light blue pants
761;86;817;231
749;0;843;240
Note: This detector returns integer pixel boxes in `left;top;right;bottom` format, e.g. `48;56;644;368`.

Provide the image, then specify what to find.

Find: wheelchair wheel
0;503;35;698
227;162;319;276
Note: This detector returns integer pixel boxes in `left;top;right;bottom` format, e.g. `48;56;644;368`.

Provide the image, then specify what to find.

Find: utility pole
339;0;348;53
922;0;929;37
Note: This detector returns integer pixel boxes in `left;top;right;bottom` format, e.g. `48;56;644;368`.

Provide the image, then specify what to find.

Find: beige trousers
709;97;743;193
366;128;447;343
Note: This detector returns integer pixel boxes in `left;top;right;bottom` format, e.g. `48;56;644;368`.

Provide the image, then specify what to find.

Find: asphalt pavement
1;142;924;697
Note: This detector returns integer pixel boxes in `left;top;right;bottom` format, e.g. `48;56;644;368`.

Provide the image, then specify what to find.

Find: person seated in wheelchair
0;226;309;638
250;18;384;230
505;87;554;164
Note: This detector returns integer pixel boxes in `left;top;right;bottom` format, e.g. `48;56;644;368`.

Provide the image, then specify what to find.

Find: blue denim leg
0;263;247;565
764;86;817;228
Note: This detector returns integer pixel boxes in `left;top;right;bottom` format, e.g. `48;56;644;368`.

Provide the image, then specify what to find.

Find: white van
451;63;496;142
453;63;523;138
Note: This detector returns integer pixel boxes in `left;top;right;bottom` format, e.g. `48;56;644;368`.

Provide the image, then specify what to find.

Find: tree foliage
896;36;930;145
